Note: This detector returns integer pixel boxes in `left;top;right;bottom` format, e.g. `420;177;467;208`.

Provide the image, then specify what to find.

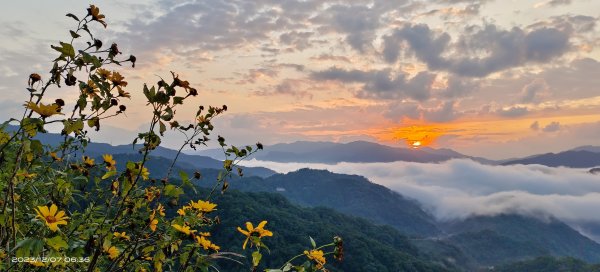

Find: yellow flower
157;204;165;217
87;5;107;28
16;171;37;179
304;249;326;269
198;232;211;237
96;68;111;79
114;231;130;241
30;260;45;267
84;80;99;98
237;221;273;249
144;187;158;202
111;181;119;196
190;200;217;213
149;211;158;232
50;152;63;162
195;236;220;252
102;154;116;170
176;206;188;216
35;204;68;232
110;72;128;88
172;224;197;236
82;156;95;168
118;89;131;98
132;164;150;180
104;246;119;259
24;101;63;118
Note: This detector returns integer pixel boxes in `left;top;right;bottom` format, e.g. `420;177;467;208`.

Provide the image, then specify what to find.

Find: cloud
535;0;572;8
383;100;462;122
521;78;549;103
496;106;529;117
240;158;600;240
530;121;540;131
310;67;436;101
542;121;561;132
382;23;572;77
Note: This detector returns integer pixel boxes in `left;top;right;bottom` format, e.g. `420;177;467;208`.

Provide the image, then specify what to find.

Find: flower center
45;215;57;223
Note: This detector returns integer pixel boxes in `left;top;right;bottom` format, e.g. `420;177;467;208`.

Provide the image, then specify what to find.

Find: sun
386;125;445;149
411;141;422;148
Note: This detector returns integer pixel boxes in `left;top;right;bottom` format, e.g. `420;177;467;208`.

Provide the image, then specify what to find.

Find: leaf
66;13;79;21
51;42;75;59
62;118;84;135
252;251;262;267
81;51;102;68
69;30;81;38
223;160;233;171
173;96;184;105
164;185;183;198
309;236;316;248
46;236;68;251
102;171;117;180
159;121;166;136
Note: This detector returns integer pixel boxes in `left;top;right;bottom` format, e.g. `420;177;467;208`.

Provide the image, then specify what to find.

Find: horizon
1;1;600;160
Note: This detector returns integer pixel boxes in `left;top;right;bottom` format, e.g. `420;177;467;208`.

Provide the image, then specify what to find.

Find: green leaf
164;185;183;198
51;42;75;59
69;30;81;38
223;160;233;171
173;96;184;105
62;118;84;135
309;236;316;248
101;171;117;180
252;251;262;267
81;51;102;68
159;121;166;136
46;236;68;251
66;13;79;21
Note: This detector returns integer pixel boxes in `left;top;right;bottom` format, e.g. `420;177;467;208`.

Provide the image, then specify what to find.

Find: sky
1;0;599;159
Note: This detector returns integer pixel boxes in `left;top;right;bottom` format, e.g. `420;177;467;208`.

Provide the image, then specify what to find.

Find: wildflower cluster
0;5;342;272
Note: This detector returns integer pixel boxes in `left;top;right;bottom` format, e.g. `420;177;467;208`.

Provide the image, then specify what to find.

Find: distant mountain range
188;140;600;168
502;149;600;168
15;127;275;178
188;140;496;164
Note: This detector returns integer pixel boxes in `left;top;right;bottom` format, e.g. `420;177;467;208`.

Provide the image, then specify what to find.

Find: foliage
0;5;339;271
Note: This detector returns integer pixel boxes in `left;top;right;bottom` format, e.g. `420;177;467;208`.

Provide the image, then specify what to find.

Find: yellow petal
49;204;58;216
245;222;254;232
257;220;268;229
237;227;249;236
242;237;249;250
37;205;50;217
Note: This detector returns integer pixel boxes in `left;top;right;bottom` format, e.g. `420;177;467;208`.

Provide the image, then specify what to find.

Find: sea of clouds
240;159;600;240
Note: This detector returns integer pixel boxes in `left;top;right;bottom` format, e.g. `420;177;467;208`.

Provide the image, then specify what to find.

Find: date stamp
11;256;91;263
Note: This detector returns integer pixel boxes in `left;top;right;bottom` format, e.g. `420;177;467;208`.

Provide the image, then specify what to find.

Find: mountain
571;145;600;153
15;127;276;178
227;168;441;237
176;189;455;272
502;150;600;168
496;256;600;272
188;140;494;164
440;214;600;265
189;168;600;267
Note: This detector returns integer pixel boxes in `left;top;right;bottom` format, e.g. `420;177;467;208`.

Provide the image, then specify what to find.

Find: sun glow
411;141;422;148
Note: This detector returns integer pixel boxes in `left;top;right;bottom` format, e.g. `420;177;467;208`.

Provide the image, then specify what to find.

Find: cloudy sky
1;0;599;159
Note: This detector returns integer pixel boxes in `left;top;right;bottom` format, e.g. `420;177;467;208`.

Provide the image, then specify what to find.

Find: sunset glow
0;1;599;159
